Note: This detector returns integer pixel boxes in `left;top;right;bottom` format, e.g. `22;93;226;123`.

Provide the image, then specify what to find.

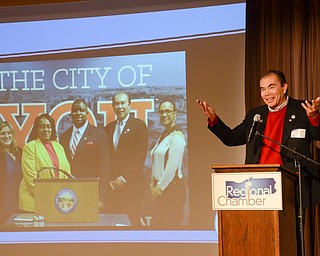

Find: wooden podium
34;178;99;223
211;164;297;256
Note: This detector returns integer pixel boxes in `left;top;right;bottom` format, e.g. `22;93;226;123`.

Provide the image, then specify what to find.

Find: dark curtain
245;0;320;255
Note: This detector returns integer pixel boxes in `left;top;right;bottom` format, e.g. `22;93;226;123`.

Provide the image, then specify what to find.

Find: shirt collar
72;120;88;135
117;114;130;125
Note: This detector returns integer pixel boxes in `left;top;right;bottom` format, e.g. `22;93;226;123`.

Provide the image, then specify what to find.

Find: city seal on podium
55;188;77;214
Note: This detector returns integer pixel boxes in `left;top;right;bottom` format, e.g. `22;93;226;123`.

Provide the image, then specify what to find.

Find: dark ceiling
0;0;245;23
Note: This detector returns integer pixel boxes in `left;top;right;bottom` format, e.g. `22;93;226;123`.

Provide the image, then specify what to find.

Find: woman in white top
150;100;186;228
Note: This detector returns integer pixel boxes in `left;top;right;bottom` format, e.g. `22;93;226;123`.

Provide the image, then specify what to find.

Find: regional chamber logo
212;172;282;210
55;188;77;214
218;177;277;207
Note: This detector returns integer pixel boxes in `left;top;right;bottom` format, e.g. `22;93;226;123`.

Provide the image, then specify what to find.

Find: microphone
247;114;261;143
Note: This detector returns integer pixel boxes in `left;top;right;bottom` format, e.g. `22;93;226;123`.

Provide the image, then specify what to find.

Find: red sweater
259;107;286;164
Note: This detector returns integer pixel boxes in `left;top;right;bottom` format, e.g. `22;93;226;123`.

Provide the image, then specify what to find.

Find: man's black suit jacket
59;123;111;199
209;97;320;207
104;114;148;219
105;114;148;191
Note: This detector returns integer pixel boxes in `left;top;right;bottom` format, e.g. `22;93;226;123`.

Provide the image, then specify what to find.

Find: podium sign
212;164;297;256
212;172;282;210
34;178;99;223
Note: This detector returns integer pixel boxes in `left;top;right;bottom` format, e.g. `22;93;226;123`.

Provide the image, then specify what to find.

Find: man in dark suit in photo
105;92;148;226
59;98;111;210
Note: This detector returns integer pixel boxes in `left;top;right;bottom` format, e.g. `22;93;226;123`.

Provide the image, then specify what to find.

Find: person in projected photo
150;100;186;228
197;70;320;251
0;120;23;226
104;92;148;226
19;113;71;213
59;99;111;211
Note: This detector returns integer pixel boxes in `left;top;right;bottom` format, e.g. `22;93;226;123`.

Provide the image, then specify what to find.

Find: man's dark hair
262;70;288;95
262;70;287;85
72;98;88;110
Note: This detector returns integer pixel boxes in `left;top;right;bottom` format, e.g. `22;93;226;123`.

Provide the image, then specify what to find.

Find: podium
211;164;297;256
34;178;99;223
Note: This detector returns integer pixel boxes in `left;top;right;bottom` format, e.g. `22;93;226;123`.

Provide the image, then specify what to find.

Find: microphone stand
255;131;320;256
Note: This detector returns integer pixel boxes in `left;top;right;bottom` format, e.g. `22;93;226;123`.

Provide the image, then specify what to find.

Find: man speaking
197;70;320;208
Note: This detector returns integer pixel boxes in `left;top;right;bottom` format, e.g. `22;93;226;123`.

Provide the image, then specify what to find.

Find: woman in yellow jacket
19;113;71;212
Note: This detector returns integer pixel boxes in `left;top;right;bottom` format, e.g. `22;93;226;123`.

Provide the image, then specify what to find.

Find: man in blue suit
60;99;111;210
104;92;148;226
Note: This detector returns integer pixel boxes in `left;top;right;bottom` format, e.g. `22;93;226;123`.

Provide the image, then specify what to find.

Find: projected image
0;51;188;230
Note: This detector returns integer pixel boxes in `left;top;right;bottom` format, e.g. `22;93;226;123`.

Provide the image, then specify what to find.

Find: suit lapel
78;125;88;148
107;121;117;152
256;106;268;135
51;141;62;166
36;138;54;176
282;99;298;145
62;128;73;159
74;124;91;157
109;121;116;136
36;139;52;166
117;115;133;148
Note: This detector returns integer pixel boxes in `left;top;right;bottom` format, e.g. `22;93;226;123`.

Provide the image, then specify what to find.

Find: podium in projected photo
211;164;297;256
34;175;99;223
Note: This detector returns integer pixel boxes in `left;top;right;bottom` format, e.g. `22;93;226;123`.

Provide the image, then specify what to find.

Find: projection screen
0;1;245;255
